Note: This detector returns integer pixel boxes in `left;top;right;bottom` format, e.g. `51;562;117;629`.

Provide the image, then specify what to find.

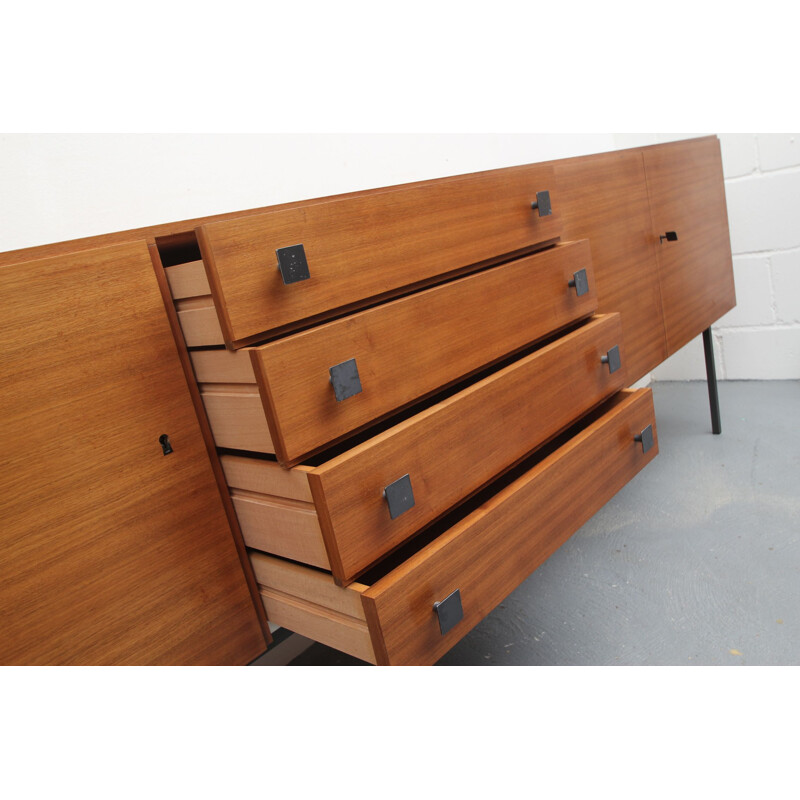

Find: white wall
0;134;615;253
614;133;800;381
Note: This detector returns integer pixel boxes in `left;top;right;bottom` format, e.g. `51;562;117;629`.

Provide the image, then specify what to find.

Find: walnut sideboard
0;136;734;665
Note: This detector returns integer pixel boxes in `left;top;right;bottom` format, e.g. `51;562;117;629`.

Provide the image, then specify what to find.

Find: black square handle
329;358;362;402
383;473;415;520
433;589;463;635
530;190;552;217
635;424;655;454
601;345;622;374
568;268;590;297
276;243;310;284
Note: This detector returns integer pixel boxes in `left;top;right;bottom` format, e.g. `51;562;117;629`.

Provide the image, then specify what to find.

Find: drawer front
310;313;628;583
252;240;596;465
197;164;562;346
361;388;658;665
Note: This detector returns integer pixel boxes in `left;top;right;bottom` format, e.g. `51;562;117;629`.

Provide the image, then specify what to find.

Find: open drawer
188;240;596;464
195;163;562;347
223;313;628;584
249;388;658;665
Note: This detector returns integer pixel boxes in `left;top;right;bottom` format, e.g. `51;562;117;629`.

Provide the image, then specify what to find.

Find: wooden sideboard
0;136;734;665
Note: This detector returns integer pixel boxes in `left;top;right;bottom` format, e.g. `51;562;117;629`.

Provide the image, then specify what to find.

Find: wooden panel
251;241;597;465
200;387;273;452
361;389;658;665
191;348;255;384
259;589;376;664
642;137;736;354
308;314;628;583
230;492;329;569
221;456;329;568
555;149;668;382
197;164;562;346
0;242;266;665
164;260;210;299
175;298;225;346
250;552;367;620
221;454;314;503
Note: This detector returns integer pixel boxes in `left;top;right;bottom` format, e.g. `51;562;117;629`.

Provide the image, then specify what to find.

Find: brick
724;171;800;253
721;328;800;379
757;133;800;171
719;133;757;178
771;250;800;323
717;256;774;328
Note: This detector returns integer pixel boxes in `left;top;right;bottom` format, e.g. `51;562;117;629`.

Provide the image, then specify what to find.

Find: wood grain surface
0;241;266;664
164;260;211;299
642;137;736;354
220;456;327;568
249;553;376;663
149;244;272;644
555;148;668;382
361;389;658;665
197;164;562;346
231;491;329;569
200;386;274;452
175;297;225;347
251;240;597;465
308;313;628;583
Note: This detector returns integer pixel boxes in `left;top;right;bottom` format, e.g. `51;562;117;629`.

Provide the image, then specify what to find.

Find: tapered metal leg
702;327;722;435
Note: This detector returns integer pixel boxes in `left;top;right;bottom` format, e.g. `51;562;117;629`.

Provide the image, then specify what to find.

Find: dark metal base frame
702;327;722;435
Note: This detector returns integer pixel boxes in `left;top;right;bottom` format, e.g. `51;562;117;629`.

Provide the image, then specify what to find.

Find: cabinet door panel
642;137;736;354
0;242;267;664
555;150;667;382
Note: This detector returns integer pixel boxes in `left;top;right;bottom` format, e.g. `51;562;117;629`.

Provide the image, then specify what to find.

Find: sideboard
0;136;734;665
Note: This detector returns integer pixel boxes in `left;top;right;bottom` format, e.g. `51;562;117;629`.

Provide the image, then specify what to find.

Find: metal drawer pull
659;231;678;244
329;358;362;402
382;473;415;519
530;190;552;217
601;345;622;374
568;268;589;297
276;243;311;284
433;589;464;635
635;424;655;454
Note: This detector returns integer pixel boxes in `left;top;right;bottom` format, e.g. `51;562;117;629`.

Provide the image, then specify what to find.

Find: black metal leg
702;327;722;435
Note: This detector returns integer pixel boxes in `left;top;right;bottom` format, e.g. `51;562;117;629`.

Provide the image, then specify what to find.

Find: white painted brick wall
613;133;800;380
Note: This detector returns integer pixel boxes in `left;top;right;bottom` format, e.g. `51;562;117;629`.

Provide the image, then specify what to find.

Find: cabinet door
642;137;736;354
0;241;267;664
555;149;667;383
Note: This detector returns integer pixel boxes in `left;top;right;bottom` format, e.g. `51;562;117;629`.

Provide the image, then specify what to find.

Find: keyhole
159;434;173;455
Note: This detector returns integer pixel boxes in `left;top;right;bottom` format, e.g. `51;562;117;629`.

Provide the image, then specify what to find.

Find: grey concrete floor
289;381;800;666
